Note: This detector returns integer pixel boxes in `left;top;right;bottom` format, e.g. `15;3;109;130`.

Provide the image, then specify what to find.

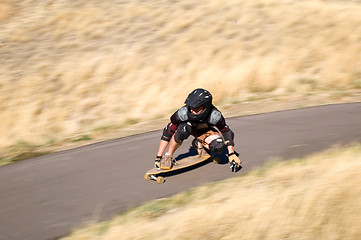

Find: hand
154;156;162;168
228;153;242;172
159;155;174;170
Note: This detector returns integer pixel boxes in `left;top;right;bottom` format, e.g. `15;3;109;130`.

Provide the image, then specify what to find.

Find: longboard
144;155;213;184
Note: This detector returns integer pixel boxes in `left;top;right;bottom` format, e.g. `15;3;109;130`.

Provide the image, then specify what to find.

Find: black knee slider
209;138;226;154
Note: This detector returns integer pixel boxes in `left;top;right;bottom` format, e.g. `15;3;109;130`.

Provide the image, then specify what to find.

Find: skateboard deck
144;155;212;184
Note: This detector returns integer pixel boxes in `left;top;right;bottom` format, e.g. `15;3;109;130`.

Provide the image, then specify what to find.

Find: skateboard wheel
156;176;165;184
144;173;151;181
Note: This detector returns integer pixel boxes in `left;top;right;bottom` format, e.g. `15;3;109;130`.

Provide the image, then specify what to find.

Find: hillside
1;0;360;160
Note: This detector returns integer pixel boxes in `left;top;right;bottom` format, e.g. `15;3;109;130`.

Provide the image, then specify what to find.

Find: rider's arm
161;110;180;141
222;127;235;154
158;111;180;156
227;145;235;155
161;122;178;142
157;140;169;156
214;114;235;154
215;115;241;168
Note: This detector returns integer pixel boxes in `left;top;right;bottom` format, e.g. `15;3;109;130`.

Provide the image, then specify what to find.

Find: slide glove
154;155;175;170
228;153;242;172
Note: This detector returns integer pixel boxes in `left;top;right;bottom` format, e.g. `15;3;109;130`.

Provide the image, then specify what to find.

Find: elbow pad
223;128;235;146
161;123;176;142
161;130;172;142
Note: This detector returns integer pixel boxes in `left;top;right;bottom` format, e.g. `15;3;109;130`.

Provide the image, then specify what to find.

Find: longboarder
154;88;241;173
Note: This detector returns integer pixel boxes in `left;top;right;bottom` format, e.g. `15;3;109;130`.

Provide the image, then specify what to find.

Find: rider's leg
166;135;182;156
192;138;210;158
194;130;224;156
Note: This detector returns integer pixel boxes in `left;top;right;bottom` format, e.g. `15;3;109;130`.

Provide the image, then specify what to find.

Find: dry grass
0;1;13;21
62;144;361;240
1;0;361;153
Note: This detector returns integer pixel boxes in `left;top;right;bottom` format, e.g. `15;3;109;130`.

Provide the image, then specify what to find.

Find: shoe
192;139;210;158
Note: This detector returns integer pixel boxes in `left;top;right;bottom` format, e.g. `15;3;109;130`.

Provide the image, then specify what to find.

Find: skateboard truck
144;173;165;184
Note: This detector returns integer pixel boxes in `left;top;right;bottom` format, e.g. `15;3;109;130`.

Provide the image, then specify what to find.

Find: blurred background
0;0;360;162
1;1;361;239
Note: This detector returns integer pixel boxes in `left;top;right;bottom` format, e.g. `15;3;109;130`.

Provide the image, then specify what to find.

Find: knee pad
209;138;225;154
174;123;192;143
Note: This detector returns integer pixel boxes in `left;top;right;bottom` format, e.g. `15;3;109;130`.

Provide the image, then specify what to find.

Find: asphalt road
0;103;360;240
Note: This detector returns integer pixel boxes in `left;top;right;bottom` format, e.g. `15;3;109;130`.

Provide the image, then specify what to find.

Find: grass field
1;0;360;162
1;1;361;238
62;144;361;240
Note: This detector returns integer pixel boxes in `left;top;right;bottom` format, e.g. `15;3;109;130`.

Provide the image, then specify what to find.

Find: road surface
0;103;360;240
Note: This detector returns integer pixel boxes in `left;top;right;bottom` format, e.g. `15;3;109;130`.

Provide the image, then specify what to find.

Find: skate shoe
192;139;210;158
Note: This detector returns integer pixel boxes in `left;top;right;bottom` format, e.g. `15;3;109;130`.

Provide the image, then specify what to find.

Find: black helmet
185;88;213;121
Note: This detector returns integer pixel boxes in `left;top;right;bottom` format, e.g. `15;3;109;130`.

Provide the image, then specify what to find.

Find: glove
229;153;242;172
154;156;162;168
160;155;174;170
155;155;174;170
